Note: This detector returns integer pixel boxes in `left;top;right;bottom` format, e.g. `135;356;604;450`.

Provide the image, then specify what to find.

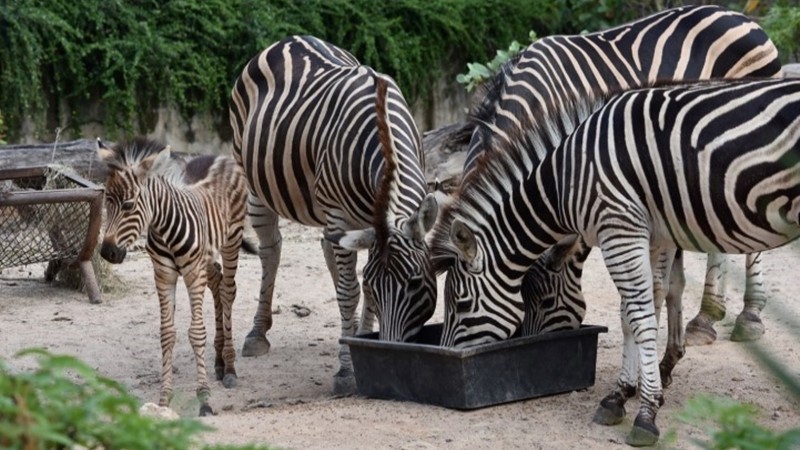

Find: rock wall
16;80;472;157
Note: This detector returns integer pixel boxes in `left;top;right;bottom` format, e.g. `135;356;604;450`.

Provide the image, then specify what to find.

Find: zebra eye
121;200;136;211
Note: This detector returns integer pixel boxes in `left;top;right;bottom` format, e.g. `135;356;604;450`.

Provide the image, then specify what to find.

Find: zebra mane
372;74;397;256
430;82;611;269
104;136;190;184
469;52;523;132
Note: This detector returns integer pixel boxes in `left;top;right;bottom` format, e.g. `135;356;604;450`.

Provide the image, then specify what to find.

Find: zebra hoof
332;368;356;397
222;373;237;389
625;416;659;447
730;312;765;342
685;317;717;346
593;392;627;426
593;406;624;426
241;335;271;357
199;404;215;417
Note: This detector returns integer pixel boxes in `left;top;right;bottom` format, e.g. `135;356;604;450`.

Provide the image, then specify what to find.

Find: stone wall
17;79;472;156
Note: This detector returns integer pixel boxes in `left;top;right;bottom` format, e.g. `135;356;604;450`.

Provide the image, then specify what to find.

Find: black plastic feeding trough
340;323;608;410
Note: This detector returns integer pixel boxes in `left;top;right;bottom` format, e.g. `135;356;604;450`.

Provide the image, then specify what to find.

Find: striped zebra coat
431;78;800;445
455;5;780;369
98;137;249;416
229;36;438;394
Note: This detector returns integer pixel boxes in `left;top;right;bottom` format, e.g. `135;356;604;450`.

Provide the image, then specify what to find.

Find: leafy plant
761;4;800;63
0;0;554;142
456;31;537;92
676;395;800;449
0;348;273;450
668;293;800;449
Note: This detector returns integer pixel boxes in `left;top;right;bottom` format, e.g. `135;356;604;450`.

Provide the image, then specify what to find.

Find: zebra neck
143;177;198;236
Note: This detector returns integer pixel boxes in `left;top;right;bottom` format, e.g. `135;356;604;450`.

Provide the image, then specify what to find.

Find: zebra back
464;4;781;171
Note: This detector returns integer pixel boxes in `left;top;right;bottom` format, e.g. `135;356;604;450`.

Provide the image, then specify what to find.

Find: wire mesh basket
0;165;104;303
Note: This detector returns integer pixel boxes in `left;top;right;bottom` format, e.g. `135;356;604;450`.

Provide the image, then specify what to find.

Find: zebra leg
242;196;281;357
181;266;213;416
217;237;242;388
660;250;686;388
685;253;728;346
321;237;374;334
593;240;663;446
327;242;361;396
153;262;179;409
208;257;238;388
207;261;225;381
731;252;767;341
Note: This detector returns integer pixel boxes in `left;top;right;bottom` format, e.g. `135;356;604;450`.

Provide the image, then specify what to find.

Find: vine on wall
1;0;796;143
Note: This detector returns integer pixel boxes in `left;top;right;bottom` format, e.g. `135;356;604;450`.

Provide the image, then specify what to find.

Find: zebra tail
372;74;397;249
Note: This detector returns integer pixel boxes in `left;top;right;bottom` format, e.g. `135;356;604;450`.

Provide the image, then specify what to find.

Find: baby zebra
97;137;249;416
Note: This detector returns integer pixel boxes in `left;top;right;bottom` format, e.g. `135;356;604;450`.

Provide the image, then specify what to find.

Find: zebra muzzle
100;241;127;264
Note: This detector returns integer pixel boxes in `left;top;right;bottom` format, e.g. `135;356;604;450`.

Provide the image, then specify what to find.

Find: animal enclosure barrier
0;165;104;303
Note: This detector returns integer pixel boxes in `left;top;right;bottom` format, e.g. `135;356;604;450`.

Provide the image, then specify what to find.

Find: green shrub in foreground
675;395;800;450
0;348;272;450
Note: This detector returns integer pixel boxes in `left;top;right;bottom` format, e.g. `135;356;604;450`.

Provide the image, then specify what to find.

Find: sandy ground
1;219;799;449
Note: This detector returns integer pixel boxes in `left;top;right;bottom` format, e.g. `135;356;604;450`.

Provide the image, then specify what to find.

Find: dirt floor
1;219;799;449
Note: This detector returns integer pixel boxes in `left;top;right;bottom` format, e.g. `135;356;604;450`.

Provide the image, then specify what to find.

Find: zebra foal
431;78;800;446
97;137;249;416
229;35;438;394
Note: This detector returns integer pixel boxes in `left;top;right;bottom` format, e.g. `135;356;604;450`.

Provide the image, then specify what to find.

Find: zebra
452;5;781;356
97;137;250;416
229;35;438;394
430;77;800;446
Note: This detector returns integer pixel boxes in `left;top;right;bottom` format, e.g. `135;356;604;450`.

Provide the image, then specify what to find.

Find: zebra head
520;235;588;336
325;193;439;341
96;137;171;264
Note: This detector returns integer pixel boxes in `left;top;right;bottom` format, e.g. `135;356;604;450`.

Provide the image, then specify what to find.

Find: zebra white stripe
97;137;249;416
229;35;438;395
431;77;800;446
456;5;781;355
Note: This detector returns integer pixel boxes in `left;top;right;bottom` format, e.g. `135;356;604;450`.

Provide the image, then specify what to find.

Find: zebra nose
100;241;126;264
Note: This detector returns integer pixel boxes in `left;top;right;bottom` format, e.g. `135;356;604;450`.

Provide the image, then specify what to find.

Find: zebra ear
430;179;454;209
136;145;172;178
544;235;580;271
96;138;119;170
404;193;439;242
323;228;376;250
450;219;477;261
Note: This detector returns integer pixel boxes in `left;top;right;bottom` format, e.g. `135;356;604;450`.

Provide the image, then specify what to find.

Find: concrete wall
19;80;471;156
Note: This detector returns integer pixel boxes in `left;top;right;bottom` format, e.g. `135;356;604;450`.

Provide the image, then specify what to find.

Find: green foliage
677;395;800;450
0;110;6;145
456;31;536;92
762;5;800;63
0;0;554;142
0;348;273;450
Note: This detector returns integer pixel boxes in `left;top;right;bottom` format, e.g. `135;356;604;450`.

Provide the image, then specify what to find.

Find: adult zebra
454;5;780;348
229;35;438;394
431;77;800;446
97;137;250;416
